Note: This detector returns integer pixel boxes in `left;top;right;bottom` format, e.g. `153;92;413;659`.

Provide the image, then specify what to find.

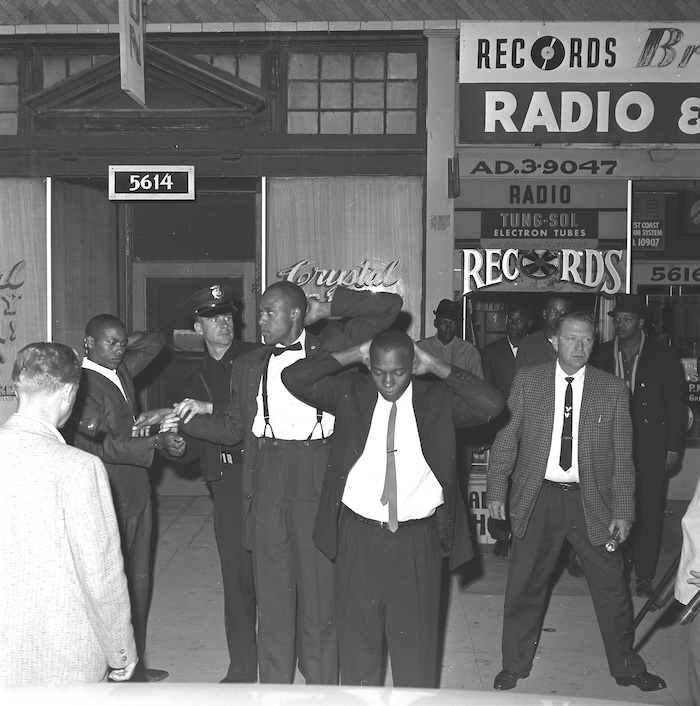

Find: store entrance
128;178;261;412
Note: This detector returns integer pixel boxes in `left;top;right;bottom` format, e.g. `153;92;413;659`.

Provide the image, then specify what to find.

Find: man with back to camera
0;342;136;684
487;311;666;693
138;284;260;683
481;301;532;557
592;294;686;598
69;314;185;682
418;298;482;376
281;329;504;687
166;281;403;684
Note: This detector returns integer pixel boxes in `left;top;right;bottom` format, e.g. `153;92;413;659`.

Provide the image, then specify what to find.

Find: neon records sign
461;248;625;294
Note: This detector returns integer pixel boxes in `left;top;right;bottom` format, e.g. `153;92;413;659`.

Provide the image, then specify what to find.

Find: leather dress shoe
615;671;666;691
493;669;530;690
636;578;654;598
131;667;169;682
565;553;584;578
493;539;509;557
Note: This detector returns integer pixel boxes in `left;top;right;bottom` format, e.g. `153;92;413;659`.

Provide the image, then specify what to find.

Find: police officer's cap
189;285;237;318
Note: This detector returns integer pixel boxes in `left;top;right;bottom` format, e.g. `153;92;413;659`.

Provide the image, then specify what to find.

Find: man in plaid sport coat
487;311;666;694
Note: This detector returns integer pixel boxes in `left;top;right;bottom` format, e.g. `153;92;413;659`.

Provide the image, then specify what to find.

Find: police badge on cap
188;284;238;318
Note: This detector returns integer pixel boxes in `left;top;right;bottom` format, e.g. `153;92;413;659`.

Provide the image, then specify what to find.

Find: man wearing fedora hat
418;299;482;376
139;284;260;682
593;294;686;598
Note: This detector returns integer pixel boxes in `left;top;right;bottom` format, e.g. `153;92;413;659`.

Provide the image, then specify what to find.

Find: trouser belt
543;478;580;491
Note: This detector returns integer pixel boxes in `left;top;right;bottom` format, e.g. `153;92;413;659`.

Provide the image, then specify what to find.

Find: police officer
166;285;259;682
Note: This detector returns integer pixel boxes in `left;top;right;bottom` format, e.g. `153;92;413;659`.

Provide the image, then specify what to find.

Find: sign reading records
460;248;625;294
459;22;700;144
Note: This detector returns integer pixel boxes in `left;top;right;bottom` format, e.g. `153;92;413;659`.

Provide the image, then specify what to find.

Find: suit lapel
411;380;428;432
580;364;596;425
116;367;137;415
542;363;556;435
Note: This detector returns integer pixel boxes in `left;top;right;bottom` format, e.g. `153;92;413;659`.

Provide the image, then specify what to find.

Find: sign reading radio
459;22;700;144
461;248;624;294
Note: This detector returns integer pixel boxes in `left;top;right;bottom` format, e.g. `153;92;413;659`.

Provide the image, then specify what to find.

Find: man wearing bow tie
487;311;666;694
172;281;402;685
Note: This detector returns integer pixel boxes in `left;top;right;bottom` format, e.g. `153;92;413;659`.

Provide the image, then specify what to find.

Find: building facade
1;1;698;495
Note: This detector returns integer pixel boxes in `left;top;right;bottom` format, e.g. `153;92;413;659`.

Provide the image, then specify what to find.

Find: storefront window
0;55;17;134
286;49;421;135
42;53;113;88
192;52;263;88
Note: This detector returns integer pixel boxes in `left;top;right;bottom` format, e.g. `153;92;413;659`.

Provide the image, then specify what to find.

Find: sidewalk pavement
145;496;692;705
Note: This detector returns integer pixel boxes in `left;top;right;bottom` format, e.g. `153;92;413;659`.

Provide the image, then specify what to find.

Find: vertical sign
119;0;146;107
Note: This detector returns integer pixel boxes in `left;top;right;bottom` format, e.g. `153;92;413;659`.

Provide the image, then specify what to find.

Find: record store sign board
459;22;700;144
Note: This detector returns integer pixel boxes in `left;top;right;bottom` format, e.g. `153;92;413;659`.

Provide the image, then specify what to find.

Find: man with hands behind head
282;330;503;688
166;282;403;685
70;314;184;682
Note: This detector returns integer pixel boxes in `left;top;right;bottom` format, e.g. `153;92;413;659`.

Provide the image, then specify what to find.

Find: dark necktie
380;402;398;533
559;376;574;471
271;342;303;356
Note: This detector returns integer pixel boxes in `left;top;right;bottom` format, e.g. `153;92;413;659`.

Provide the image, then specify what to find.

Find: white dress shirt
252;330;335;440
342;383;444;522
544;362;585;483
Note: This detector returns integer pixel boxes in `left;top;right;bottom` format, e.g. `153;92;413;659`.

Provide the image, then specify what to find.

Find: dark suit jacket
70;333;165;518
174;340;260;482
282;352;505;570
182;287;403;549
592;337;686;470
487;362;635;546
482;336;517;400
514;329;556;371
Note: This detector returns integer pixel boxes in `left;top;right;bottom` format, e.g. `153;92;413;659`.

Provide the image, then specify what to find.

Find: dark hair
85;313;126;339
544;294;573;311
554;310;595;335
265;280;307;314
370;329;414;362
12;342;81;395
507;301;531;319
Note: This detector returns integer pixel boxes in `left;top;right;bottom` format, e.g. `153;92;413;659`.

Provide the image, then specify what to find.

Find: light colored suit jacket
487;362;635;546
0;414;136;684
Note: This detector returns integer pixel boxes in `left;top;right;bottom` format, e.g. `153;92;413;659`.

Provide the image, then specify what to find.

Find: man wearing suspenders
172;281;402;685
